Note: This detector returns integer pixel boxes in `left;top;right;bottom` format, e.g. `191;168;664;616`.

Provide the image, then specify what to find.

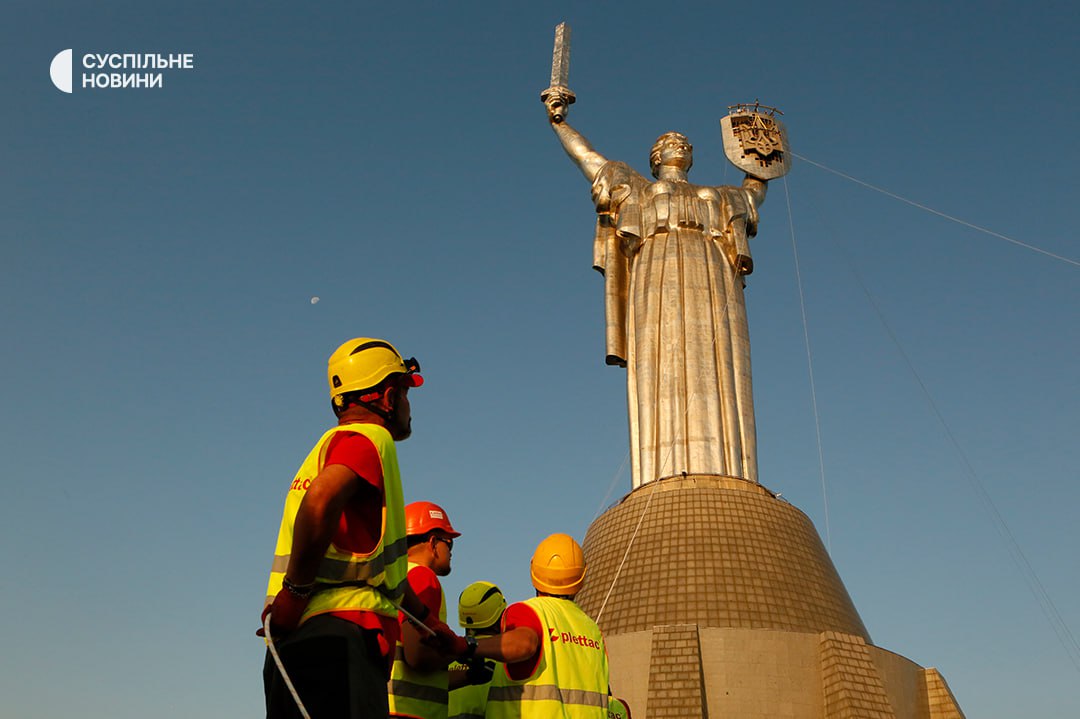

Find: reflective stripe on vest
488;685;608;707
487;597;609;719
268;537;410;585
264;423;408;620
388;563;449;719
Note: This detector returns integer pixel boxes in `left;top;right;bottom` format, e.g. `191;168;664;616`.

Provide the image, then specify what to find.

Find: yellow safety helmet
458;581;507;631
327;337;423;406
530;533;586;596
609;696;632;719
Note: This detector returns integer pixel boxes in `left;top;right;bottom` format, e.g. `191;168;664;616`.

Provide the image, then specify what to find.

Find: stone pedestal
577;475;965;718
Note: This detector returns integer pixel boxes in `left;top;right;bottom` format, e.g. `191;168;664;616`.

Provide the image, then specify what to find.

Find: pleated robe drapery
591;161;762;489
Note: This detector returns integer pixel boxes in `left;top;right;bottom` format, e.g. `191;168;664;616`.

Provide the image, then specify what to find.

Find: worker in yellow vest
447;581;507;719
388;501;473;719
464;533;610;719
261;338;454;719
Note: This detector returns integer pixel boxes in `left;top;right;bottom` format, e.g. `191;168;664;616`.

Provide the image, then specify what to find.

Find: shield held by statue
720;109;791;180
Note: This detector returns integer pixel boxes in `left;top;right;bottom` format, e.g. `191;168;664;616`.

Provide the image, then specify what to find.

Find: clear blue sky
2;2;1077;717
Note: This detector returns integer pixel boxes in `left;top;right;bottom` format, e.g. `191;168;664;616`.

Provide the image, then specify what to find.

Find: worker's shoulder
325;427;383;467
326;427;377;449
407;563;441;589
504;600;541;629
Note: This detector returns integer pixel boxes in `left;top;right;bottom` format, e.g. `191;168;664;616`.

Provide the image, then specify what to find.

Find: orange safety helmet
530;533;586;596
405;501;461;539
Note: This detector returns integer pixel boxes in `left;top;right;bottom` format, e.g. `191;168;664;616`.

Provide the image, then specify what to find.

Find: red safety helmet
405;501;461;538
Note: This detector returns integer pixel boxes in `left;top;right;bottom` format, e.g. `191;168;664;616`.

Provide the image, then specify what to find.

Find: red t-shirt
386;565;442;681
325;430;385;553
401;564;444;623
321;430;400;656
501;602;544;680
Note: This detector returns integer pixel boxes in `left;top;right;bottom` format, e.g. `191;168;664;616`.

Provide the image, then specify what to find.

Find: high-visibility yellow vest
265;423;408;622
607;697;629;719
487;597;609;719
447;657;503;719
388;563;450;719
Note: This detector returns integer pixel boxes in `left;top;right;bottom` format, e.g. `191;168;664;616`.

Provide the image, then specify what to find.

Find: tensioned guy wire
789;161;1080;674
592;452;630;524
593;149;1080;667
853;269;1080;675
792;152;1080;269
782;174;832;553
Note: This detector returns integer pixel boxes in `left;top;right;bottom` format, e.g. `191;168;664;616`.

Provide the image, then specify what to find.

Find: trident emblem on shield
720;102;791;180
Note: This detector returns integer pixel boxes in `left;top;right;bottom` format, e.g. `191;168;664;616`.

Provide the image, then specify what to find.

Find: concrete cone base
577;475;965;718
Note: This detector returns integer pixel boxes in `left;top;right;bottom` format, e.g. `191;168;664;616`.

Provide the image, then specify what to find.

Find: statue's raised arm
539;23;607;182
546;105;607;183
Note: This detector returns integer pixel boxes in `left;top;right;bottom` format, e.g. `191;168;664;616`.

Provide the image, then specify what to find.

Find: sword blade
549;22;571;88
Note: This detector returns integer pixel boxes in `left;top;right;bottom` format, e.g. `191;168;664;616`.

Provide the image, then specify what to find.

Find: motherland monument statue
541;24;790;490
541;24;967;719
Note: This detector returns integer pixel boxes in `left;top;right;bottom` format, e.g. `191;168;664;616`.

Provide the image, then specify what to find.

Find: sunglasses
433;536;454;550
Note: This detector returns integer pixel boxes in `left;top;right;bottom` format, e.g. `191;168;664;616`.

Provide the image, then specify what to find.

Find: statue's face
660;135;692;166
652;133;693;175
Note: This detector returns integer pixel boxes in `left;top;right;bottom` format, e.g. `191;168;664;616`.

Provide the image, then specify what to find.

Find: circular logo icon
50;49;73;93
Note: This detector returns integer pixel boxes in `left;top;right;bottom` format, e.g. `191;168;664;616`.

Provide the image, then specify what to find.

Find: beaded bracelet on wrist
282;578;316;599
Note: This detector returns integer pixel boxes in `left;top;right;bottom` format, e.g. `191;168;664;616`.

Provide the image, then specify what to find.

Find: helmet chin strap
357;392;409;438
355;398;393;424
337;385;407;435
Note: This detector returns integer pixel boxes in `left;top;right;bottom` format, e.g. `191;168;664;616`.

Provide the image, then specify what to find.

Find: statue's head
650;131;693;178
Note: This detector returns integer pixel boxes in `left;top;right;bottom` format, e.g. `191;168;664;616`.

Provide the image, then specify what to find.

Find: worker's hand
466;659;495;685
419;616;469;657
257;589;309;638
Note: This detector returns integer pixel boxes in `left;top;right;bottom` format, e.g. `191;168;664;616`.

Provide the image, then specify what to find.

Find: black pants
263;615;390;719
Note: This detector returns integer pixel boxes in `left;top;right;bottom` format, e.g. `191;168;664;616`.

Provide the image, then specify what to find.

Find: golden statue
542;25;788;489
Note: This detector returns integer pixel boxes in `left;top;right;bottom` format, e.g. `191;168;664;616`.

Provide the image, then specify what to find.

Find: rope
263;613;313;719
594;478;661;625
262;595;436;719
792;152;1080;269
782;175;831;553
591;451;630;518
594;382;702;624
593;377;707;625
